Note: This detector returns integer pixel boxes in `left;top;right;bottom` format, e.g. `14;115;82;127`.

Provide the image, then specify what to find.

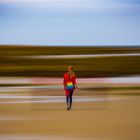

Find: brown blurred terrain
0;94;140;140
0;45;140;77
0;45;140;140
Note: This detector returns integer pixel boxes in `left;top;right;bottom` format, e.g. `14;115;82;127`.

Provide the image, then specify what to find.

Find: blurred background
0;0;140;140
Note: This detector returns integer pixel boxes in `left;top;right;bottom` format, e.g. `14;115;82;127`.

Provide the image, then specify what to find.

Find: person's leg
69;91;73;109
66;94;70;110
66;95;69;105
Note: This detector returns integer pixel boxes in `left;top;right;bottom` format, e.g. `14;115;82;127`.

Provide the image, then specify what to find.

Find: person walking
63;66;78;110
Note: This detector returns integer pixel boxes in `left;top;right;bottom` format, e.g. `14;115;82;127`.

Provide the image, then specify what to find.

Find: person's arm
75;84;78;89
63;75;66;89
74;84;79;93
73;76;79;93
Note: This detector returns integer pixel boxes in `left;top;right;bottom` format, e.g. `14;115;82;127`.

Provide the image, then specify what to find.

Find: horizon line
0;44;140;48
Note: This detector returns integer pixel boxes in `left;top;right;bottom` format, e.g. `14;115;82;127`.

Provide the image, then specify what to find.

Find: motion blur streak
0;46;140;139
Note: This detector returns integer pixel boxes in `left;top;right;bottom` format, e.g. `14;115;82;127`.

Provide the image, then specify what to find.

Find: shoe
67;106;70;110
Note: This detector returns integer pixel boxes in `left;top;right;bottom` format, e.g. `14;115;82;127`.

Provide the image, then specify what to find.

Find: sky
0;0;140;46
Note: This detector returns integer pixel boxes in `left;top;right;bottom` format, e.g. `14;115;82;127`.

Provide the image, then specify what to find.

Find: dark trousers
66;91;73;108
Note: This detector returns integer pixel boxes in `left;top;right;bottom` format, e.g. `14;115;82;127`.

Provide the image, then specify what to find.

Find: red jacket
63;72;76;96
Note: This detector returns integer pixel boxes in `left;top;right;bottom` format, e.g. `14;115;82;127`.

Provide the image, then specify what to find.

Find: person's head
68;65;73;73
